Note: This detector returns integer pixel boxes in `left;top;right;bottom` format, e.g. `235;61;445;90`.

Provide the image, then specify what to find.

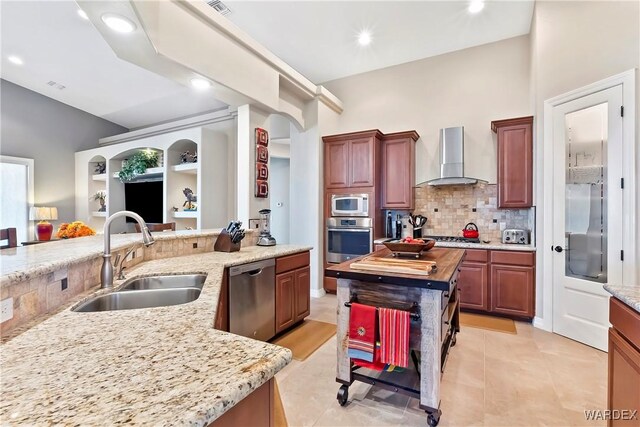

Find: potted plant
92;190;107;212
118;150;159;182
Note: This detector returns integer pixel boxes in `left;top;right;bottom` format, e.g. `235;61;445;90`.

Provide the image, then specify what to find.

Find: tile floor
277;294;607;427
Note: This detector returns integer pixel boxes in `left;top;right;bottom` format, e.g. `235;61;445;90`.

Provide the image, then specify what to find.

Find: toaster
502;229;530;244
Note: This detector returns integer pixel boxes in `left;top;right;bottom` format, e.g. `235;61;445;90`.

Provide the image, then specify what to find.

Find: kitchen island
326;247;465;426
1;244;311;426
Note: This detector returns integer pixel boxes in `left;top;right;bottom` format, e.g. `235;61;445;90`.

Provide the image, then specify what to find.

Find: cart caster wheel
451;335;457;347
337;385;349;406
427;410;441;426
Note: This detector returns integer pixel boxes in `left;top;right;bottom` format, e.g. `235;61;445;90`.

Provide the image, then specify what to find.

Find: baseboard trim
533;316;551;331
311;288;326;298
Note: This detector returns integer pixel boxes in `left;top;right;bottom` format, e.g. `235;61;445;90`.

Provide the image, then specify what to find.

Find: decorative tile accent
413;183;534;243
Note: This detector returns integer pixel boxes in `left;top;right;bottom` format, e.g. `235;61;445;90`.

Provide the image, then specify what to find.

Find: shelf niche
88;155;107;230
167;139;199;230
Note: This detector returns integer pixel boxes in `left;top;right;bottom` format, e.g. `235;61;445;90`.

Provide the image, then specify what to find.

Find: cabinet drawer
465;249;488;263
610;297;640;351
490;250;535;266
276;251;310;274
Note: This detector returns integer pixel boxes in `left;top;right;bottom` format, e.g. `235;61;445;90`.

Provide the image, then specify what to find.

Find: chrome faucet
101;211;155;289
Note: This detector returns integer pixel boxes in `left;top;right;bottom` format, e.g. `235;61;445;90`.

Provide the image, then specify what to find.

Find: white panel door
552;86;624;351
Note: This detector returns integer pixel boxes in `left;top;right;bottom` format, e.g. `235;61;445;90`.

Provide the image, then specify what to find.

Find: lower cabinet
608;298;640;426
210;379;274;427
276;252;311;334
458;262;489;311
490;264;534;317
458;249;535;319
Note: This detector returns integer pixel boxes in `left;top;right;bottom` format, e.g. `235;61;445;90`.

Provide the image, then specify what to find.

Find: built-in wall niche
87;155;107;230
166;139;198;230
108;147;164;234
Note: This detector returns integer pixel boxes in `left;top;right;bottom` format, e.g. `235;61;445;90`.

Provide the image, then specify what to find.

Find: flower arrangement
56;221;96;239
92;191;107;212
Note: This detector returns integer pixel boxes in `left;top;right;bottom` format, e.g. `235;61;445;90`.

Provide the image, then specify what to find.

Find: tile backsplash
412;183;535;243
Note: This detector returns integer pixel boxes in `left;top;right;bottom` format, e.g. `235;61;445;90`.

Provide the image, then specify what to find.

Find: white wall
323;35;532;184
270;157;290;244
530;0;640;327
1;80;126;224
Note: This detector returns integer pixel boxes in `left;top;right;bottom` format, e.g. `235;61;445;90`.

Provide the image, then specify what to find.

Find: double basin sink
73;274;207;313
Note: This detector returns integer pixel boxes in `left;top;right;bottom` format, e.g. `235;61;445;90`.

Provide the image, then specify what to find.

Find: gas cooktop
424;235;481;244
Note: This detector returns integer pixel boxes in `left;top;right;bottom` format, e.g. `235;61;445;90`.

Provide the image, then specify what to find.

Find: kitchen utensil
462;223;479;238
257;209;276;246
383;238;436;258
416;215;427;228
502;229;529;244
350;255;437;276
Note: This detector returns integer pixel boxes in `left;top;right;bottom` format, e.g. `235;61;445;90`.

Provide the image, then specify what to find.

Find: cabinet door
458;262;489;311
608;328;640;426
276;272;296;333
490;264;535;318
497;122;533;208
324;140;349;188
381;137;415;209
349;137;375;187
294;267;311;321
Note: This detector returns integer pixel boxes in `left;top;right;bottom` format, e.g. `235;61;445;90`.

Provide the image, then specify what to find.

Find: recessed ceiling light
357;30;372;46
468;0;485;14
190;78;212;90
101;13;136;33
77;9;89;20
7;56;23;65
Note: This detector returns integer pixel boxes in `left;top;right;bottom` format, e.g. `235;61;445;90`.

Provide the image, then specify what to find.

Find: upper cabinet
323;130;383;189
492;116;534;208
381;131;419;210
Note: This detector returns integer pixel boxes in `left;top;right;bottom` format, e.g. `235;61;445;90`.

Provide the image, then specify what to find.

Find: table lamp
29;207;58;241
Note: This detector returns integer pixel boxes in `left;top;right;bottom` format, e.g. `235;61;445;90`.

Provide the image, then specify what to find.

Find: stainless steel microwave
330;194;369;217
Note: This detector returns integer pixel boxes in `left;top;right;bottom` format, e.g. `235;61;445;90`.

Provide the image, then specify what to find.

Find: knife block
214;229;241;252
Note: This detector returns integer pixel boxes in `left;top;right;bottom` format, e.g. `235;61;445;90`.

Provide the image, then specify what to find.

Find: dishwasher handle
229;258;275;276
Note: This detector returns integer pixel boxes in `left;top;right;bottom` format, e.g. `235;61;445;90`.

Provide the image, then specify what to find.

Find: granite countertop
1;244;311;426
604;284;640;314
373;237;536;252
0;229;244;287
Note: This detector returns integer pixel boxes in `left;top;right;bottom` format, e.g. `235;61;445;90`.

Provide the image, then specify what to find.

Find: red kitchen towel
348;303;377;362
378;307;410;368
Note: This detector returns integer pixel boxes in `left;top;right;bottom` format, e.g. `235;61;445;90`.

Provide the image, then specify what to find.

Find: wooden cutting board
350;254;437;276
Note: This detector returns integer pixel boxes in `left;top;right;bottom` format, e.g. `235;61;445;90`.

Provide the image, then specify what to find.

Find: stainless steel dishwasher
228;258;276;341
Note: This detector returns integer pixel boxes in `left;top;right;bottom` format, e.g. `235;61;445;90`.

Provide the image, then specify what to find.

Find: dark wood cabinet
492;116;534;208
214;270;229;331
275;272;296;333
381;131;419;210
211;379;274;427
294;267;311;320
490;264;535;318
458;262;489;311
324;140;350;188
608;298;640;426
349;137;376;187
323;130;382;189
275;252;311;334
457;248;535;319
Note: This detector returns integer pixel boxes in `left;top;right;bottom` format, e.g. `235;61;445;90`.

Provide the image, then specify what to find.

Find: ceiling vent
47;81;66;90
206;0;231;16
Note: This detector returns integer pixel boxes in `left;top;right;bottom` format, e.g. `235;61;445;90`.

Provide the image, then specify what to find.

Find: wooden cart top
326;247;465;291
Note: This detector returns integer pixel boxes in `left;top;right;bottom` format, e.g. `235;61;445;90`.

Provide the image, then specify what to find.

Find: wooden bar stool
134;223;176;232
0;228;18;249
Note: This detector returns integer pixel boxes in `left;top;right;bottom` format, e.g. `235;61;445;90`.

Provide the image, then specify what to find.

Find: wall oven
326;217;373;264
330;194;369;217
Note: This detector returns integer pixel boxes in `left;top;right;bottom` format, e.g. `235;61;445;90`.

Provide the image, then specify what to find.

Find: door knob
553;246;564;253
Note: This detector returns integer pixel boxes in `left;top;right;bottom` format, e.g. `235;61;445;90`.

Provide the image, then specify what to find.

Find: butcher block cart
325;247;465;427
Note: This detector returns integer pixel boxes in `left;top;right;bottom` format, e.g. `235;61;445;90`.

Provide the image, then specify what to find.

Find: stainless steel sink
73;288;202;312
120;274;207;291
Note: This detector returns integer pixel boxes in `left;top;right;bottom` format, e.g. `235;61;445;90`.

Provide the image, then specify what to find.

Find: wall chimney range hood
420;126;487;186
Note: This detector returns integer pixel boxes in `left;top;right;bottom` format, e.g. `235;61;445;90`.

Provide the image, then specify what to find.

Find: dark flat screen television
124;180;163;223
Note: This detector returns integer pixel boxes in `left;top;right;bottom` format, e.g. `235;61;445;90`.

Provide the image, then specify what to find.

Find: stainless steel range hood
420;126;487;186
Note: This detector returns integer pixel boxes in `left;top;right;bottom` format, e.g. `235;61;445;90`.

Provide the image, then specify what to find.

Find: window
0;156;34;243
